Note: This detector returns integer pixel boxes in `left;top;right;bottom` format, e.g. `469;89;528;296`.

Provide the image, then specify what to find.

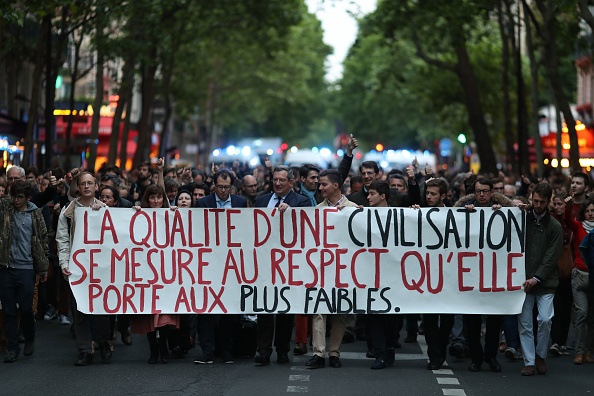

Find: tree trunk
119;98;133;169
523;0;544;177
108;57;134;166
535;0;580;170
133;43;158;168
87;37;104;171
498;2;515;174
22;15;50;168
453;42;498;175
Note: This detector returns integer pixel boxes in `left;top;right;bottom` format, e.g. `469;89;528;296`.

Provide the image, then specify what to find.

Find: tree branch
578;0;594;33
521;0;542;39
411;32;457;73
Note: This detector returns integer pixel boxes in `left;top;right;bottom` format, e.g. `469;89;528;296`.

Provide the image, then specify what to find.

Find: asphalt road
2;319;593;396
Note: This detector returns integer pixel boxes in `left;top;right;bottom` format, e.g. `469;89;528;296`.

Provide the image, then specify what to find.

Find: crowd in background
0;135;593;377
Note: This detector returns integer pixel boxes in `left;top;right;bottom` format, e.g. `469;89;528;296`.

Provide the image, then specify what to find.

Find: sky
306;0;378;82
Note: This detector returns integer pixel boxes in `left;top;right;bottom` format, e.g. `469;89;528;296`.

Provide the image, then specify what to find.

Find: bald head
242;175;258;198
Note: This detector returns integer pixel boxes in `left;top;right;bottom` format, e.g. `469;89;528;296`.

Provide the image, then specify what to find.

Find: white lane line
289;375;310;382
291;366;307;371
287;386;308;393
437;378;460;385
442;389;467;396
433;369;454;375
338;351;426;360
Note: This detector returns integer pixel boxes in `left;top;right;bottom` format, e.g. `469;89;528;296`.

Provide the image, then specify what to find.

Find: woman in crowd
131;184;180;364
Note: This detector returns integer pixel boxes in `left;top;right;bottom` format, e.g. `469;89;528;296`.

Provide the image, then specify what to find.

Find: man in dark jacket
194;169;247;364
518;182;562;376
253;165;311;366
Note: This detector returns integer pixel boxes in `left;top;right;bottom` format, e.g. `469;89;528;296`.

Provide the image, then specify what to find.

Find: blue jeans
501;315;520;350
519;293;554;366
0;268;36;353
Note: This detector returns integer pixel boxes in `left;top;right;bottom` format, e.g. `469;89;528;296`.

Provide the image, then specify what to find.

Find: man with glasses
456;177;513;373
241;175;259;207
194;169;246;364
253;165;311;366
0;181;49;363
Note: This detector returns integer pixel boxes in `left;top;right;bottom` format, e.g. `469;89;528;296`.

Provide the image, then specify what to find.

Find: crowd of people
0;134;593;377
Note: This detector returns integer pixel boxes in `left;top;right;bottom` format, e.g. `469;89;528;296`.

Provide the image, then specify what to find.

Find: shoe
99;341;112;363
329;356;342;368
194;355;214;364
586;351;594;363
277;353;290;364
371;358;386;370
148;354;158;364
573;353;584;365
486;357;502;372
293;342;307;356
504;347;522;361
171;346;186;359
521;365;535;376
24;340;35;357
74;351;93;366
427;358;441;370
366;350;375;358
560;345;570;355
58;315;70;325
535;355;547;375
342;332;355;344
44;305;57;321
159;357;168;364
306;355;325;369
385;348;395;366
549;343;561;357
254;352;270;366
4;350;18;363
449;344;465;359
222;352;235;364
499;341;507;353
468;361;482;372
395;341;402;349
120;332;133;346
404;331;417;343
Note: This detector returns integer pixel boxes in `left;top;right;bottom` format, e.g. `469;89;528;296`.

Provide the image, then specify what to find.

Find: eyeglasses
12;194;26;200
216;185;231;190
7;177;21;181
475;189;491;195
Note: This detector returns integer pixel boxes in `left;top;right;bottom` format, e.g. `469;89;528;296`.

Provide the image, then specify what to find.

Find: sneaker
560;345;570;356
24;340;35;357
221;352;235;364
58;315;71;325
4;350;19;363
504;347;522;361
549;343;561;357
371;358;386;370
44;305;57;321
194;355;214;364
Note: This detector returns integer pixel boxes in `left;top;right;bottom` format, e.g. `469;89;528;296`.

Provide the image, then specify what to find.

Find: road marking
290;366;307;371
442;390;467;396
338;351;426;360
289;375;310;382
287;386;308;393
437;378;460;385
418;336;467;396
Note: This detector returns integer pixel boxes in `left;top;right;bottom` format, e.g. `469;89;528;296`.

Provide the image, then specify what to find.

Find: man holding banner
194;169;247;365
518;182;562;376
456;177;512;373
412;178;455;370
253;165;312;366
56;172;111;366
305;169;358;370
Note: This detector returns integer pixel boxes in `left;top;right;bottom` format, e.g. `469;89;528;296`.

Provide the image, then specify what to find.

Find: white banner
69;206;526;314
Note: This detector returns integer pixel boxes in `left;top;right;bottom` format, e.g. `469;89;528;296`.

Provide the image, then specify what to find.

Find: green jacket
0;198;49;274
525;209;562;294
